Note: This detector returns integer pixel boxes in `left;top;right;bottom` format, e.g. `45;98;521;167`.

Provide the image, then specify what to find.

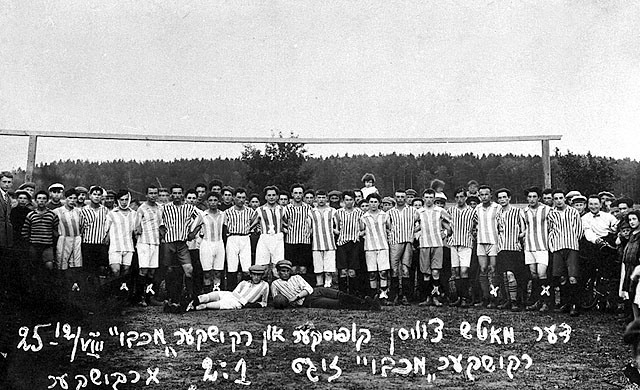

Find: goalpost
0;129;561;187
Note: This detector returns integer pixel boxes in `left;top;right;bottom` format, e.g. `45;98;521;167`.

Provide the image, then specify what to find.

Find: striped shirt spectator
360;210;390;251
310;207;337;251
499;206;525;252
388;206;419;245
136;203;160;245
22;209;59;245
160;203;199;243
474;202;502;245
549;206;583;251
224;207;258;235
271;274;314;306
233;280;269;307
257;204;285;234
335;208;363;245
284;203;312;244
447;205;475;248
105;208;136;252
417;206;451;248
523;204;552;251
194;210;225;242
80;205;109;244
54;206;83;237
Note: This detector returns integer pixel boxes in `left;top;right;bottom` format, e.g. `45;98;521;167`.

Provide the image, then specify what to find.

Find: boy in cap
271;260;380;310
47;183;64;210
75;187;88;208
571;195;587;216
53;188;84;292
188;264;269;311
328;190;342;209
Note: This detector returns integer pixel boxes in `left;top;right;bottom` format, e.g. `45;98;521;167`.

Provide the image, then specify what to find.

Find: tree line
8;140;638;204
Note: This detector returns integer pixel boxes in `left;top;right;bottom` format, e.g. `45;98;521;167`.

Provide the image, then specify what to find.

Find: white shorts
525;251;549;266
226;235;251;273
312;250;336;273
365;249;390;272
136;243;159;269
200;240;225;271
56;236;82;270
450;246;472;268
216;291;243;310
109;251;134;266
477;243;498;257
255;233;285;266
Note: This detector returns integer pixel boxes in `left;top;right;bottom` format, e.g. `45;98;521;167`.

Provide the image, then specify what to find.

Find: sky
1;0;639;170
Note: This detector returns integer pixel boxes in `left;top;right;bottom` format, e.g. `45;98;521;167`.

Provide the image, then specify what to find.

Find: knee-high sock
479;270;490;300
505;271;518;302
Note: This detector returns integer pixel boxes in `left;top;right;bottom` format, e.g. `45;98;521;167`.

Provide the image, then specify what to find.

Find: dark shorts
497;250;525;273
161;241;191;267
82;243;109;273
285;243;312;268
552;249;579;279
336;241;362;270
29;244;54;264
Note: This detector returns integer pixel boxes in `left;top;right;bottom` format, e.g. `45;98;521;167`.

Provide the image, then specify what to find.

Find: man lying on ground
271;260;381;311
187;264;269;311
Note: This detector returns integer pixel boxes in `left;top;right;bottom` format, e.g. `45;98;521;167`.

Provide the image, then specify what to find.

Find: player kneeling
186;264;269;311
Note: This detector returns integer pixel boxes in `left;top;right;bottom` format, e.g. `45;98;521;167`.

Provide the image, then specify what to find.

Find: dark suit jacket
0;191;13;248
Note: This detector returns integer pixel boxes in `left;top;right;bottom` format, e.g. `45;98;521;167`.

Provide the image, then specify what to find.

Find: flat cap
275;260;292;270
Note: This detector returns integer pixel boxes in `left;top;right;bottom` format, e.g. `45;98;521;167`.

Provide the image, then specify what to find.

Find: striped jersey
284;203;312;244
360;210;389;251
309;207;337;251
474;202;502;245
105;208;136;252
447;205;476;248
417;206;451;248
22;209;59;245
136;202;161;245
194;209;225;242
80;205;109;244
160;203;199;243
187;208;204;250
233;280;269;307
548;206;583;251
257;204;285;235
498;206;525;252
54;206;83;237
523;204;552;251
223;206;258;235
270;274;314;306
388;206;419;245
335;208;363;246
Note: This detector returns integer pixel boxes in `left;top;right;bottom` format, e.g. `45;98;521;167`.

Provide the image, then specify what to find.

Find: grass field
0;290;634;390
